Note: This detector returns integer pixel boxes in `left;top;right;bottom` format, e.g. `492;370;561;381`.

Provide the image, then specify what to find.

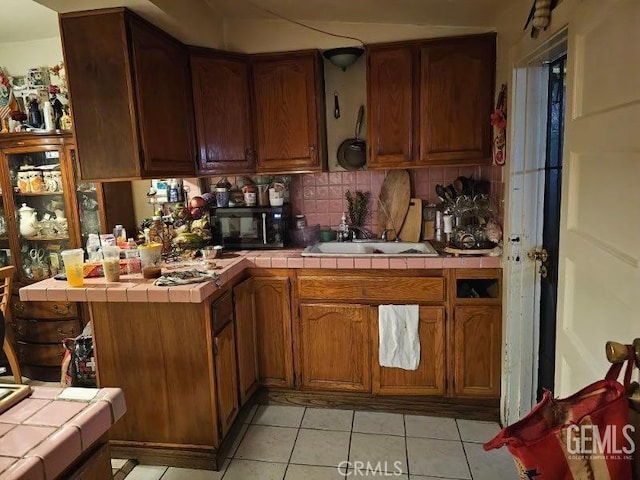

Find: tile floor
118;405;519;479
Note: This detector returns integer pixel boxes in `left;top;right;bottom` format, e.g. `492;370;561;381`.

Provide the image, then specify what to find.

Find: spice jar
295;214;307;229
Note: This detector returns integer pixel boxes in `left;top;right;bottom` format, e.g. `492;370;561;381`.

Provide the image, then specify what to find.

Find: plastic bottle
113;224;127;245
43;101;55;131
86;233;101;262
168;179;180;203
124;238;141;274
338;213;349;241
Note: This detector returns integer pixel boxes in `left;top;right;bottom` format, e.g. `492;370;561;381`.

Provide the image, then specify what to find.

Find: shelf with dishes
14;191;64;197
22;235;70;242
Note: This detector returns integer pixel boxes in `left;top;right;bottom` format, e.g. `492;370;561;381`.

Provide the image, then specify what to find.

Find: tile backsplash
289;165;503;234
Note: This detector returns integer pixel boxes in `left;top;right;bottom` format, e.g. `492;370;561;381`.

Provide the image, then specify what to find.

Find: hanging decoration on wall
524;0;560;38
491;84;507;166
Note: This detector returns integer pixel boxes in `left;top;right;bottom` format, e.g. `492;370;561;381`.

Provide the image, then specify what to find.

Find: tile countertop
19;249;501;304
0;386;126;480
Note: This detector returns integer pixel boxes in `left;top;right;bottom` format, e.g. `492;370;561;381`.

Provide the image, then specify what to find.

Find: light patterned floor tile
234;425;298;463
125;465;168;480
290;428;350;467
223;459;287;480
456;419;501;443
404;415;460;441
285;464;346;480
406;437;470;479
463;441;519;480
349;433;407;474
353;411;405;436
301;408;354;432
252;405;306;428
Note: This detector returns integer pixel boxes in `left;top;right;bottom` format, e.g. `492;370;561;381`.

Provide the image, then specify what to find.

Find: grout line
456;419;474;480
403;415;410;476
282;407;306;480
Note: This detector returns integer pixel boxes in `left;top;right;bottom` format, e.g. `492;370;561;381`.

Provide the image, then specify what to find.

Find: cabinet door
233;278;259;405
253;277;293;387
419;35;495;165
214;321;239;438
453;306;501;398
300;304;371;392
129;17;195;176
191;54;254;174
372;306;445;395
252;54;323;172
61;11;140;180
367;46;416;168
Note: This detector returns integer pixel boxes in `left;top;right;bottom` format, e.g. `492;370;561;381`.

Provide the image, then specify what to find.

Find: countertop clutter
0;386;125;480
19;248;501;304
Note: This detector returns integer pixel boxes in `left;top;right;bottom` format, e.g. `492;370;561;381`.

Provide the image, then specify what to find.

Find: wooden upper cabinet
372;306;445;395
299;303;371;392
191;51;254;175
60;8;195;181
233;278;259;406
251;52;327;173
453;305;501;398
367;34;495;169
367;46;416;168
419;35;495;165
253;276;294;387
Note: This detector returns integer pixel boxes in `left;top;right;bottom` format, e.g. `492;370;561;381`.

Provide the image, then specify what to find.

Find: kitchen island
19;249;502;470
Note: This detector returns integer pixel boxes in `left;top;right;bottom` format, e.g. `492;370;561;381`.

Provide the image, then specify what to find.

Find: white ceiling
15;0;512;48
205;0;511;27
0;0;60;43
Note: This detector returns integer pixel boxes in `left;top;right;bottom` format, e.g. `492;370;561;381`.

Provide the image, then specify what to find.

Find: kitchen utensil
333;91;340;119
445;184;458;201
337;105;366;170
377;170;411;241
435;184;449;203
398;198;422;243
29;248;45;263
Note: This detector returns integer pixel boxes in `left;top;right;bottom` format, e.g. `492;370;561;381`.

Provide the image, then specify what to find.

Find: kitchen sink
301;241;439;257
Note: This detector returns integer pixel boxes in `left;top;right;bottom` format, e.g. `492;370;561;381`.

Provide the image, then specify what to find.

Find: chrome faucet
348;226;374;241
380;229;401;242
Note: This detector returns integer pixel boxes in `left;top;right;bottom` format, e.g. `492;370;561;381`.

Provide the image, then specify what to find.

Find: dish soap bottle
338;212;349;242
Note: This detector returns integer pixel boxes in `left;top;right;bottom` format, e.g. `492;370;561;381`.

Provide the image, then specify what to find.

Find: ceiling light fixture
322;47;364;71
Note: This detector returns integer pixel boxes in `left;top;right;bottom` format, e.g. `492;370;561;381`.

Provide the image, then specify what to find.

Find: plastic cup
138;243;162;269
61;249;84;287
102;246;121;282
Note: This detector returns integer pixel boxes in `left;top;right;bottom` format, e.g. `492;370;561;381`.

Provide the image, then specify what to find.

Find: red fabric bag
485;346;636;480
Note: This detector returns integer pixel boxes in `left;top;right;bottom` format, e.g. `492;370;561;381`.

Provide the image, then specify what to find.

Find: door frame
501;1;577;425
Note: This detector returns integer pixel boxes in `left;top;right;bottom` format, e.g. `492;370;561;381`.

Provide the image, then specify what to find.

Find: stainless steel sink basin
301;241;439;257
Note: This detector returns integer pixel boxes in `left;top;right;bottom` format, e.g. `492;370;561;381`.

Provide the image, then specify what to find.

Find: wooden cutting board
398;198;422;242
377;170;410;240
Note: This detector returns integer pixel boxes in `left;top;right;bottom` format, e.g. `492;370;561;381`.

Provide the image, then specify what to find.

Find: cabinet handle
309;145;316;155
53;302;72;315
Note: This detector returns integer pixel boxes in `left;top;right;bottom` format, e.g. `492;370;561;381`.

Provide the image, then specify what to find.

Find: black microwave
212;205;290;249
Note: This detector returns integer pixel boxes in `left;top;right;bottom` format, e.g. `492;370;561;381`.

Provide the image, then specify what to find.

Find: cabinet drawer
12;297;78;319
11;318;81;343
17;342;66;367
298;276;445;303
211;291;233;334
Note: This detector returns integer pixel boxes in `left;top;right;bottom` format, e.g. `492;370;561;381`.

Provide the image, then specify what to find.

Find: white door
555;0;640;396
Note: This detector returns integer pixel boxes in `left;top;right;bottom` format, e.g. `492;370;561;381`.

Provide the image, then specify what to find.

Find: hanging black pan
337;105;366;170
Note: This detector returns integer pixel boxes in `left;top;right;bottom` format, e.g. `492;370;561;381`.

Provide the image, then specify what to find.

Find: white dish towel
378;304;420;370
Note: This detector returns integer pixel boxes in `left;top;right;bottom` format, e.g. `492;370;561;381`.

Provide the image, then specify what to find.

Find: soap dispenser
338;212;349;242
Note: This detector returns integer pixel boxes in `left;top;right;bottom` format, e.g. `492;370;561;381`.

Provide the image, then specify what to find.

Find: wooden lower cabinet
214;321;239;438
253;276;294;387
372;306;445;395
233;278;259;405
299;304;371;392
452;305;502;398
66;443;112;480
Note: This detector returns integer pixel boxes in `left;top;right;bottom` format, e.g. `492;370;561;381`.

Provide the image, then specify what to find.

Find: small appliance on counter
212;205;291;249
